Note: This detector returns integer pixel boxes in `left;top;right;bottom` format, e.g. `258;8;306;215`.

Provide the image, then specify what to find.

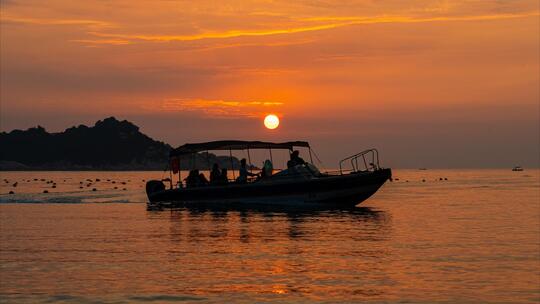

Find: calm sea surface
0;169;539;303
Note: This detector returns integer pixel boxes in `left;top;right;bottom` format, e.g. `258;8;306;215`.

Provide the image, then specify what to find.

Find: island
0;117;245;171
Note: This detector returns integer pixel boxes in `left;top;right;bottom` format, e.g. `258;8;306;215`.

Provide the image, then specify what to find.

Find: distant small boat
512;166;524;172
418;168;427;171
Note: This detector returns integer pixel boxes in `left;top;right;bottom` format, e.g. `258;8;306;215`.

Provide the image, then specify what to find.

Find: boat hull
147;168;391;208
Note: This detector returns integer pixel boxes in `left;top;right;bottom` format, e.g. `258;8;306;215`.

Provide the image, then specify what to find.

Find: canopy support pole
178;156;182;188
247;148;252;174
229;149;235;179
206;150;210;171
309;148;313;164
169;162;173;190
269;148;273;165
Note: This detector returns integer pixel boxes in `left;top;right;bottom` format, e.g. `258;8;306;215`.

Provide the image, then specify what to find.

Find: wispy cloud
1;15;113;28
154;98;283;118
69;39;131;46
80;11;538;44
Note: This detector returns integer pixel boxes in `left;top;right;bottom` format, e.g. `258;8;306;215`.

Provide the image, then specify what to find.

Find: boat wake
0;190;146;204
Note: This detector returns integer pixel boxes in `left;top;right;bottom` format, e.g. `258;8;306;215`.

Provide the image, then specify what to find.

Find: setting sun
264;114;280;130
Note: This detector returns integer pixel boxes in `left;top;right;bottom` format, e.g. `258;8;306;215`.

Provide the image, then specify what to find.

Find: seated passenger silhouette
237;158;257;183
210;163;221;184
185;169;200;187
220;168;229;185
287;150;306;168
199;173;209;185
261;159;273;178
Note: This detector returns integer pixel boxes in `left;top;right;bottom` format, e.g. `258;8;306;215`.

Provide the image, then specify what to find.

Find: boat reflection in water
148;204;392;242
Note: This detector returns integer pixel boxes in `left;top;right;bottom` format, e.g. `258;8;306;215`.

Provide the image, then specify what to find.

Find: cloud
153;98;284;118
81;11;538;44
0;15;113;28
69;39;131;46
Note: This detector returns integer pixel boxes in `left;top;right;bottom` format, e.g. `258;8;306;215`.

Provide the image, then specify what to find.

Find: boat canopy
170;140;310;157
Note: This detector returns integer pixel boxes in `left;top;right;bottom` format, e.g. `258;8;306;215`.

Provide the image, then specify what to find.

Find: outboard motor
145;180;165;201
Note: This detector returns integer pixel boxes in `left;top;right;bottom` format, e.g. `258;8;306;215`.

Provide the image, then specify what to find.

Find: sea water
0;169;539;303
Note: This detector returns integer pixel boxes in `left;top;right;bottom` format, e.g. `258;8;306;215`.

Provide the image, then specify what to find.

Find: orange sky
1;0;539;167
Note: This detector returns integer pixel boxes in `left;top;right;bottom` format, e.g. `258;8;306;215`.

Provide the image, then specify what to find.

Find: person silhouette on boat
198;172;209;185
237;158;257;183
210;163;221;184
185;169;200;187
261;159;273;178
287;150;306;168
220;168;229;185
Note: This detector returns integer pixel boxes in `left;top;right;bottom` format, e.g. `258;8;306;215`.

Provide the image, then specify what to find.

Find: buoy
114;187;118;189
112;181;116;184
444;178;448;180
52;185;56;188
79;186;83;189
121;182;126;185
422;179;426;182
43;190;49;193
92;188;97;191
122;188;127;191
12;182;18;187
9;191;14;194
96;178;100;182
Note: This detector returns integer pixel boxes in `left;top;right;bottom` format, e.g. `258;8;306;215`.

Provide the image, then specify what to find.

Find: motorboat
146;140;392;208
512;166;524;171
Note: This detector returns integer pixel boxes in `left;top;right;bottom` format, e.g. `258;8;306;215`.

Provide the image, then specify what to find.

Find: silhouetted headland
0;117;244;171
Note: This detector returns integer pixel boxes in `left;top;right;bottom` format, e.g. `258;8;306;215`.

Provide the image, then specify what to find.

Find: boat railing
339;149;380;175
